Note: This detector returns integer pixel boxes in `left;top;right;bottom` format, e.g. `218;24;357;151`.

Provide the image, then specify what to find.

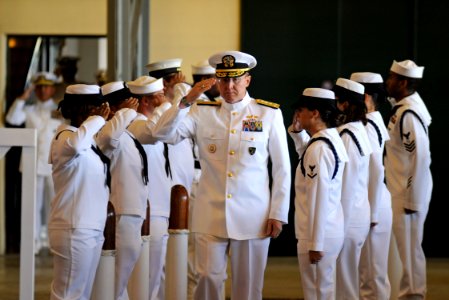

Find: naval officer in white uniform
152;50;291;300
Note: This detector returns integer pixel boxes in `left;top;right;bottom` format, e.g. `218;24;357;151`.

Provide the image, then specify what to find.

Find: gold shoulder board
256;99;280;109
197;100;222;106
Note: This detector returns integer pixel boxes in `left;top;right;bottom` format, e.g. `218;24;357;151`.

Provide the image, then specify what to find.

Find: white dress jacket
153;93;291;240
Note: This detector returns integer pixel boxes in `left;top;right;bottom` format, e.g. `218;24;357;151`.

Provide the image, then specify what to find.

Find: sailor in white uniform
289;88;348;300
350;72;393;300
48;84;110;300
171;59;221;300
333;78;373;300
385;60;432;300
6;72;63;252
127;76;173;300
152;50;291;300
146;58;195;194
95;82;148;300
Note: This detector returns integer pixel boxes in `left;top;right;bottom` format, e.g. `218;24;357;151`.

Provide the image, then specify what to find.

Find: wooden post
166;185;189;300
128;200;151;299
91;201;116;300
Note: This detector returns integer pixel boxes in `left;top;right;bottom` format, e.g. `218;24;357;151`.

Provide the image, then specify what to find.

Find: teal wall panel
242;0;448;257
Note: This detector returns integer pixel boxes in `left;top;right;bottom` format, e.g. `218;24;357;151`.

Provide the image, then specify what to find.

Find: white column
0;128;37;300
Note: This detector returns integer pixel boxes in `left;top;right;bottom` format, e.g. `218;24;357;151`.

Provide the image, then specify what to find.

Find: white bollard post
165;185;189;300
91;250;116;300
166;229;189;300
128;200;150;300
91;201;116;300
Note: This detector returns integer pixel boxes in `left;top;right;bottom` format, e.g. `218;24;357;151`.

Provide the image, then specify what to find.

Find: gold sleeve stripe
197;100;222;106
256;99;280;109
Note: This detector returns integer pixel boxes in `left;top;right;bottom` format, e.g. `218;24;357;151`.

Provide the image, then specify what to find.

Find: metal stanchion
166;185;189;300
128;200;151;299
91;201;116;300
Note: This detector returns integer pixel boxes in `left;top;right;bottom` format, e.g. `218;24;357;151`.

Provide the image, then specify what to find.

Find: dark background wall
241;0;449;257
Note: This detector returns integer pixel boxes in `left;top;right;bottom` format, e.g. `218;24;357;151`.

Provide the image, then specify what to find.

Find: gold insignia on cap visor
216;55;250;78
216;68;250;78
223;55;235;67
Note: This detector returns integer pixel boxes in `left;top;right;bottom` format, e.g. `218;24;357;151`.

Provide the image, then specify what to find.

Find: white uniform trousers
359;207;393;300
115;214;144;300
188;169;201;300
297;237;344;300
36;174;54;247
49;228;103;300
194;233;270;300
336;224;370;300
149;216;169;300
392;199;429;300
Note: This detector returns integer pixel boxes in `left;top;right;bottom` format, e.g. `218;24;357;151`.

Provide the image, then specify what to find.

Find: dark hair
298;101;338;128
337;98;368;125
59;100;93;127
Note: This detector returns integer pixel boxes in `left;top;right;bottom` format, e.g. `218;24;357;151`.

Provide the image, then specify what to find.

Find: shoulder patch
256;99;280;109
196;100;221;106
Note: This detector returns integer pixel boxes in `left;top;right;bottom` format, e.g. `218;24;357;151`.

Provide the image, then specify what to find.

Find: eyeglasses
216;76;247;84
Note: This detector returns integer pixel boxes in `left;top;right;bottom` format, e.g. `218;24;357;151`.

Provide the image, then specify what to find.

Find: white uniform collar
220;92;251;112
338;121;373;157
367;111;390;142
36;98;55;108
400;92;432;126
312;128;349;162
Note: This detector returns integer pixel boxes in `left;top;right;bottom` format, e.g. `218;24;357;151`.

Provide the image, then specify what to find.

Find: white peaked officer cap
66;84;101;94
390;60;424;78
127;76;164;95
350;72;383;83
209;50;257;78
192;59;216;75
32;71;58;85
145;58;182;78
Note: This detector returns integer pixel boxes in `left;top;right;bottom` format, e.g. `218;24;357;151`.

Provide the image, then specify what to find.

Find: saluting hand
119;97;139;111
292;112;303;132
89;102;110;120
183;78;217;105
97;102;110;120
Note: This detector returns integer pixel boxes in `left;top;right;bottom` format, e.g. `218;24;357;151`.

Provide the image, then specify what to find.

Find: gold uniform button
227;194;232;199
231;129;236;134
229;150;235;155
232;112;238;116
228;172;233;178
